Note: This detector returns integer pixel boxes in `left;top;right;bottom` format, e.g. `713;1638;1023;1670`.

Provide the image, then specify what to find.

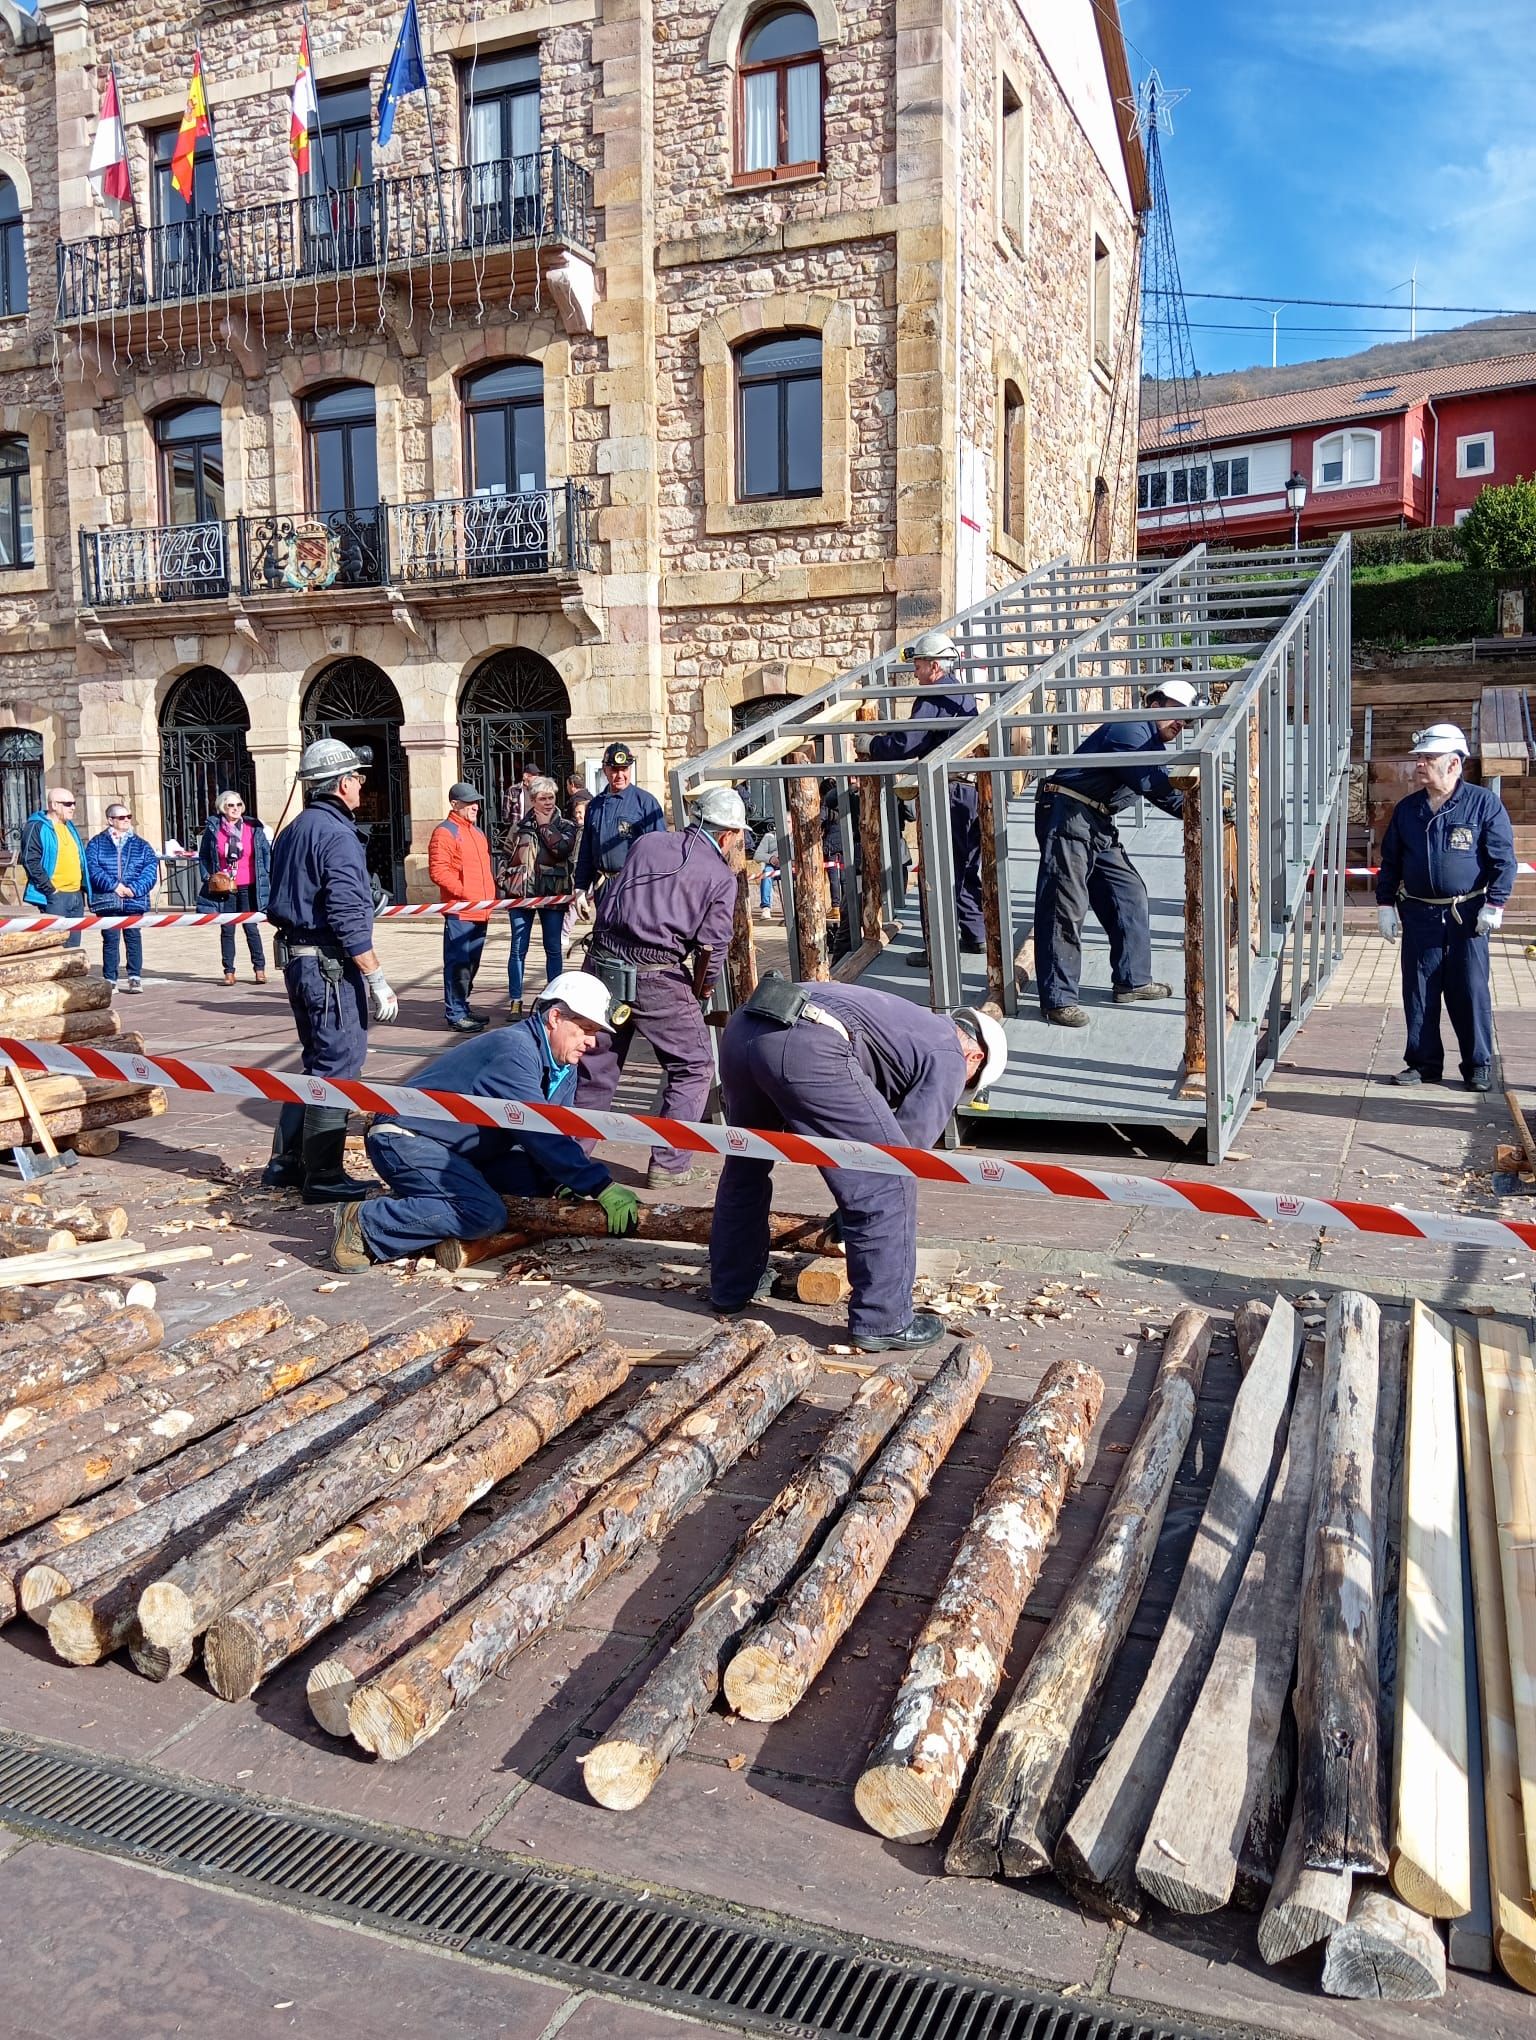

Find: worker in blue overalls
329;972;639;1269
574;741;666;898
1376;722;1515;1092
1032;679;1200;1027
261;739;400;1202
867;630;986;965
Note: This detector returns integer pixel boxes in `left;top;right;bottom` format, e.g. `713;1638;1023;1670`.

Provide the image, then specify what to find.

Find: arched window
737;6;823;182
1001;382;1026;542
0;435;33;569
1314;428;1379;491
0;178;25;318
0;729;43;854
154;403;225;527
736;331;821;501
463;361;546;497
302;383;381;587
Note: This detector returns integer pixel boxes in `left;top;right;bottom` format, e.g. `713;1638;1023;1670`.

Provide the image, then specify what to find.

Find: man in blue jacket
868;631;986;963
1032;679;1199;1027
1376;722;1516;1091
20;787;88;951
85;802;159;991
329;972;639;1268
262;740;399;1203
573;742;666;895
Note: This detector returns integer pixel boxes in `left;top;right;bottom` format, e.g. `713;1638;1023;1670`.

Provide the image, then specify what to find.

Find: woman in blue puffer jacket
84;801;160;991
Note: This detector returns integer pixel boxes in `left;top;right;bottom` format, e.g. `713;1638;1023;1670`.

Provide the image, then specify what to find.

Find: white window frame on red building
1456;431;1494;479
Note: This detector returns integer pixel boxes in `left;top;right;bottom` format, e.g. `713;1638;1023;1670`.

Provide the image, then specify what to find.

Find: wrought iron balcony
56;148;594;321
80;520;230;607
388;486;593;584
79;489;592;611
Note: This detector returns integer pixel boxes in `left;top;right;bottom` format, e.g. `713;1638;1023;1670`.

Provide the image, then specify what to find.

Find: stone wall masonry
652;0;893;244
0;40;58;371
657;238;896;571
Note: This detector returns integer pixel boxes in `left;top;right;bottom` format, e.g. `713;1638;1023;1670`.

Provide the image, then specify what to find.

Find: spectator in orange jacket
428;783;495;1032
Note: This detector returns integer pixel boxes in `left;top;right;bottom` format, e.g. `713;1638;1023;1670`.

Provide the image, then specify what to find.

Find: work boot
851;1312;945;1353
1466;1065;1493;1092
959;935;986;954
1045;1005;1090;1028
905;950;930;969
1113;980;1174;1004
301;1118;372;1204
708;1272;775;1317
446;1014;486;1033
329;1200;373;1273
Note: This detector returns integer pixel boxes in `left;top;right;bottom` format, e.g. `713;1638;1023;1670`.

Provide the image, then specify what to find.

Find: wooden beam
856;702;885;951
1180;776;1205;1090
785;771;831;982
975;770;1006;1010
1055;1300;1300;1922
1390;1304;1472;1918
1475;1318;1536;1902
1505;1092;1536;1180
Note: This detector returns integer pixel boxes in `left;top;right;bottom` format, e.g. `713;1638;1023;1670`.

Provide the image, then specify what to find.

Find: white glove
1377;906;1400;941
364;968;399;1023
1476;903;1503;936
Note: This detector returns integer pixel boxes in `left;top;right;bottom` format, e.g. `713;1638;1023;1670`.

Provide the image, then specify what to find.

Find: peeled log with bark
947;1308;1213;1879
204;1338;632;1700
1321;1886;1447;2001
583;1364;921;1810
0;1008;123;1046
307;1318;774;1737
785;773;831;982
0;1223;76;1256
0;1282;143;1327
0;977;112;1021
1295;1291;1385;1874
0;1086;166;1142
1234;1301;1272;1375
1054;1298;1301;1923
350;1335;815;1759
0;930;71;960
436;1198;842;1270
0;1204;128;1243
36;1328;459;1665
0;1305;164;1411
0;1345;212;1451
0;1301;393;1542
856;1357;1103;1844
1136;1349;1323;1913
0;951;88;988
725;1341;992;1724
137;1292;604;1679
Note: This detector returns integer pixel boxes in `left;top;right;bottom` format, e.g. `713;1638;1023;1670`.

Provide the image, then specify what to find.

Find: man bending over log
329;973;639;1270
707;978;1007;1351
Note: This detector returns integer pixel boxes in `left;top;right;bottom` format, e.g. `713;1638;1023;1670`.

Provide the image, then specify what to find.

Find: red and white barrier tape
1344;863;1536;878
1;1033;1531;1256
0;898;575;935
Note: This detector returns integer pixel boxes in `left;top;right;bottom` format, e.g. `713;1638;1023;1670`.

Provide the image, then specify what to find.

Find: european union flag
13;0;42;16
377;0;427;148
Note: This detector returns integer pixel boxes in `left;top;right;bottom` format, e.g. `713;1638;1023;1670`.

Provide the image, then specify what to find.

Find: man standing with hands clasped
1376;722;1515;1092
261;739;400;1201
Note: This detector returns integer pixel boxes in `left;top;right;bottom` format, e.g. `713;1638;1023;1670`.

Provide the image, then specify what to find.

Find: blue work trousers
359;1126;550;1260
442;913;488;1021
506;907;566;1003
1033;795;1151;1013
270;950;370;1172
574;963;713;1179
100;922;143;983
708;1012;916;1338
949;783;986;945
1398;900;1493;1081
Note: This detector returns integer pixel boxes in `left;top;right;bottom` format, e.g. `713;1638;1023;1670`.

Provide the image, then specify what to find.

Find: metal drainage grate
0;1731;1236;2040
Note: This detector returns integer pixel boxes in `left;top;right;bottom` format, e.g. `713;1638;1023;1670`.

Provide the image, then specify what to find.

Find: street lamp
1285;471;1308;558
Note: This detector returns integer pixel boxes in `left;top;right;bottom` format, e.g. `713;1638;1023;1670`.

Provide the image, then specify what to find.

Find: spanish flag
170;51;212;205
290;25;318;175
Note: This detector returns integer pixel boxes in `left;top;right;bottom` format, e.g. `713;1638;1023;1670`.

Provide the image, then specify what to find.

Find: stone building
0;0;1143;894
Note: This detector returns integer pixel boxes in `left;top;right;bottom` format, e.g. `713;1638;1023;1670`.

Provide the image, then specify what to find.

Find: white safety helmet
908;630;959;664
691;786;748;831
1145;679;1202;710
953;1006;1009;1096
537;971;615;1032
298;737;369;787
1410;723;1469;758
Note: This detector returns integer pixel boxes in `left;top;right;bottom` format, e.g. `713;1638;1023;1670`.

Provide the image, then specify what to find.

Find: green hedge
1351;560;1499;644
1349;526;1465;567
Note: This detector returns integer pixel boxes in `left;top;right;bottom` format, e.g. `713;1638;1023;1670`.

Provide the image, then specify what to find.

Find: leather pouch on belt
589;954;639;1006
744;971;809;1026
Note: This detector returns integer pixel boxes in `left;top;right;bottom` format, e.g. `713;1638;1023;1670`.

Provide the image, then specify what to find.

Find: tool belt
1039;781;1114;819
273;934;347;981
743;973;852;1044
1397;884;1486;925
586;949;640;1007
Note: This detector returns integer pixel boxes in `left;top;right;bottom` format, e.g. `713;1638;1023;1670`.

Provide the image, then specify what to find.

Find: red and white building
1137;352;1536;552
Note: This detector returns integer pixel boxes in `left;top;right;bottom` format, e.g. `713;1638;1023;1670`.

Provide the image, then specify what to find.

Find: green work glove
597;1183;641;1237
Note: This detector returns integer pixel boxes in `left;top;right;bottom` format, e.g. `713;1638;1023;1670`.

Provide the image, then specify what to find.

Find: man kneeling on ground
330;971;640;1270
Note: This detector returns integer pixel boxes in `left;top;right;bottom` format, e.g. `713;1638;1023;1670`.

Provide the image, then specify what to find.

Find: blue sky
1127;0;1536;374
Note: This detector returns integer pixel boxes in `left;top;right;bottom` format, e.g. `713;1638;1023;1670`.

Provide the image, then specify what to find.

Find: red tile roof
1140;350;1536;454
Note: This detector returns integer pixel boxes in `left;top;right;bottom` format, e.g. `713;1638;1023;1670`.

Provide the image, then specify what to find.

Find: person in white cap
329;970;639;1269
1375;723;1515;1091
1032;681;1200;1027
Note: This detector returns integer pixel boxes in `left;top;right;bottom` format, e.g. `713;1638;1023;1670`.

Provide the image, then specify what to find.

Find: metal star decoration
1120;70;1189;141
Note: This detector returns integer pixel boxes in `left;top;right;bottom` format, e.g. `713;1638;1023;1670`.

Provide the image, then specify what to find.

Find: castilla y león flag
290;25;319;174
88;67;132;219
170;50;212;204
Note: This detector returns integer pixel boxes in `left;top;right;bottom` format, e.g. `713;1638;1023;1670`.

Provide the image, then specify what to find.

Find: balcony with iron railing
79;485;595;609
57;148;594;325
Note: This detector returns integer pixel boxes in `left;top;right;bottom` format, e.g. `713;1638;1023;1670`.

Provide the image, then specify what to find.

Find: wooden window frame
734;47;825;186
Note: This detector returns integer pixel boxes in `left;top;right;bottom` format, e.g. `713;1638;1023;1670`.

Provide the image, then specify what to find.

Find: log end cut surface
1322;1888;1447;2000
46;1597;111;1667
580;1740;664;1812
720;1639;803;1723
18;1562;71;1621
349;1670;434;1760
306;1660;357;1740
853;1764;947;1846
202;1618;265;1703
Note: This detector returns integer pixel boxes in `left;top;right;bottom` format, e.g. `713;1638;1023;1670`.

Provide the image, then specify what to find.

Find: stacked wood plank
0;928;163;1151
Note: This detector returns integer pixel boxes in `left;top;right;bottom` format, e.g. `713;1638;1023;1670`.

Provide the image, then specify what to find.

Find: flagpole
416;0;451;252
111;62;143;232
197;44;223;215
301;6;329;189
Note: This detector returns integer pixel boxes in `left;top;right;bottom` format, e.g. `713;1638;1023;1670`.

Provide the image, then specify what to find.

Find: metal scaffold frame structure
674;538;1352;1161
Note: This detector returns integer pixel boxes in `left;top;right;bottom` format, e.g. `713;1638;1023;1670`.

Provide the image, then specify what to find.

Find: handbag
206;868;236;897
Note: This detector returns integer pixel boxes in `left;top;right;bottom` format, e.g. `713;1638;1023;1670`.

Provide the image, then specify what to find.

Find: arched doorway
160;669;255;849
301;659;409;899
732;691;799;831
458;651;571;831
